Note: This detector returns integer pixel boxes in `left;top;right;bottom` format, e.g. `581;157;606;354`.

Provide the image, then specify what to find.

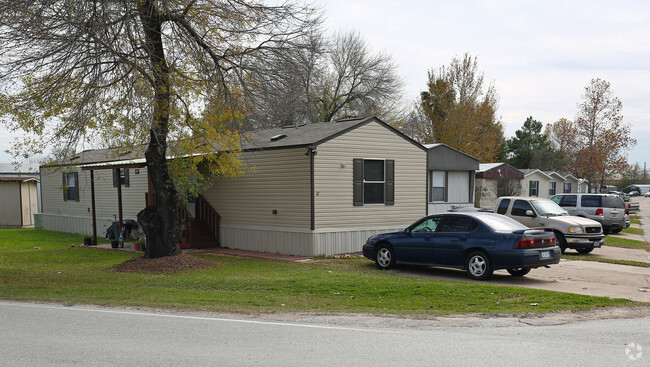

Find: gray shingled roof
46;116;417;167
240;117;375;150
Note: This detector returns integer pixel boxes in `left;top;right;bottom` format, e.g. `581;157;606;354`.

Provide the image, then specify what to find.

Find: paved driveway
392;197;650;302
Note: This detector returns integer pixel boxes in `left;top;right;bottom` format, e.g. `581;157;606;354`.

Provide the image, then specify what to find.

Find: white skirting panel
41;213;115;236
220;224;406;257
220;225;314;256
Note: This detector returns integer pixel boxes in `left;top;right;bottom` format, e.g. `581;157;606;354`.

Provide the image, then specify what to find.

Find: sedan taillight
514;236;556;249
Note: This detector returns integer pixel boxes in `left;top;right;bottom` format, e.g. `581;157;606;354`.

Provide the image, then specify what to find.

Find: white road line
0;301;399;334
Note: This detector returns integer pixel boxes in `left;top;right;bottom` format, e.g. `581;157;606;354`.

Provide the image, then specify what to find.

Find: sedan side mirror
525;210;536;218
405;228;412;235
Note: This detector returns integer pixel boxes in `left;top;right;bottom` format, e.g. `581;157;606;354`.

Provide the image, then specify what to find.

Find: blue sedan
362;212;560;280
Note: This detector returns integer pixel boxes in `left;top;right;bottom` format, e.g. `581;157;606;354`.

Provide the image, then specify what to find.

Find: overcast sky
321;0;650;169
1;0;649;172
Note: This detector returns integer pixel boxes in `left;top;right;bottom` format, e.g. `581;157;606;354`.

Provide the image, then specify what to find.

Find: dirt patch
111;254;217;273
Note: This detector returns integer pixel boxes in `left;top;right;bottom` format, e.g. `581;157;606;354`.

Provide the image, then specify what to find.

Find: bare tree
242;30;403;127
0;0;319;258
314;31;403;122
244;32;326;129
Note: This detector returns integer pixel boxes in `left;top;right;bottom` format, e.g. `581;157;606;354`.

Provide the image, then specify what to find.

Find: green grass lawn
0;229;640;316
605;235;650;251
621;227;644;236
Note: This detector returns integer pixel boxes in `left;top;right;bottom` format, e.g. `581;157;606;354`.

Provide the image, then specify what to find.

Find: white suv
551;194;626;234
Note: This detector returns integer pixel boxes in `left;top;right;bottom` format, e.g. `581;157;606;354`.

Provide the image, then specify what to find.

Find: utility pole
643;162;646;183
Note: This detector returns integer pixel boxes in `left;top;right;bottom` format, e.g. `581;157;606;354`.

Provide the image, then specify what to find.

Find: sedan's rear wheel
375;244;396;270
507;268;531;277
465;251;493;280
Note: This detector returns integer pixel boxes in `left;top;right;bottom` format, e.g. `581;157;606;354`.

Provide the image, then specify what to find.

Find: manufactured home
40;117;429;256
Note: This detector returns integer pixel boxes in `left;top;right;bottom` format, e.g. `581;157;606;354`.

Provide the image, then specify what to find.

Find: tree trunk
137;136;181;258
136;0;180;259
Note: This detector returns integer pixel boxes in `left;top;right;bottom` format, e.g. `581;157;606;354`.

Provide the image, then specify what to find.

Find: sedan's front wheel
465;251;493;280
375;244;396;270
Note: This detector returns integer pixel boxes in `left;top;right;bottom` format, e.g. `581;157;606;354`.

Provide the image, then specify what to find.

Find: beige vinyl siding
20;181;38;226
203;148;311;229
314;122;426;229
40;166;148;233
475;178;499;208
523;172;551;198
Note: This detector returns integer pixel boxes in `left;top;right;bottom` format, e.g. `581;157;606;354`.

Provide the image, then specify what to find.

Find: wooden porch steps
185;219;218;249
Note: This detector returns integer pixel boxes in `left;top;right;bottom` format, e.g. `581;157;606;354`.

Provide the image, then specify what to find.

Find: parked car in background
645;192;650;198
485;197;604;254
624;213;631;229
362;212;560;280
609;191;639;214
551;193;626;234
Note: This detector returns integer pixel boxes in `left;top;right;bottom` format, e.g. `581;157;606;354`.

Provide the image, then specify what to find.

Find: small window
563;183;571;193
113;168;130;187
353;158;394;206
512;200;533;217
363;160;385;204
529;181;539;196
497;199;510;214
62;172;79;201
430;171;446;202
548;182;556;195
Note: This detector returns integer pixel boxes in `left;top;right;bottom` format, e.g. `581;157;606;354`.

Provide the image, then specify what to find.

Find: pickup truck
492;197;605;254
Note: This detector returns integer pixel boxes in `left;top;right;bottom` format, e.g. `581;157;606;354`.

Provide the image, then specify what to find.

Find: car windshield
477;214;528;231
531;200;567;216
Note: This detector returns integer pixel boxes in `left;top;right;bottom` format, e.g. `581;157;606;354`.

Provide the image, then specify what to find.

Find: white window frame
430;170;447;202
363;159;386;205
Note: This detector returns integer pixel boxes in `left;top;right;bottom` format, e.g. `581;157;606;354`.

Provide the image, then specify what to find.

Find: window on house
363;160;385;204
62;172;79;201
563;183;571;193
430;171;446;202
113;168;130;187
353;158;394;206
549;182;556;195
529;180;539;196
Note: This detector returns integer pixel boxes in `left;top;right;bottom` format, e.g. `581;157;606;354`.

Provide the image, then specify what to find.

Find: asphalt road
1;301;647;366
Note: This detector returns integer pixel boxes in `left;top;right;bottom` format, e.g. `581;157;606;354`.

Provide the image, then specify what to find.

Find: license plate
593;240;602;248
540;251;552;259
611;214;618;219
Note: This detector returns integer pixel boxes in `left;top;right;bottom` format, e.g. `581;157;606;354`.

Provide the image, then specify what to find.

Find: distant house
474;163;524;207
521;169;553;198
40;117;428;256
0;174;39;228
563;174;580;194
423;143;479;214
